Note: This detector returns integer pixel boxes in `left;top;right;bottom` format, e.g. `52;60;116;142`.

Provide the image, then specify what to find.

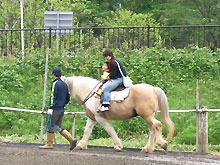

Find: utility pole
20;0;24;59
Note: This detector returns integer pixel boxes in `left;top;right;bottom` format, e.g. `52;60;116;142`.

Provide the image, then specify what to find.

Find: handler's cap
52;67;62;77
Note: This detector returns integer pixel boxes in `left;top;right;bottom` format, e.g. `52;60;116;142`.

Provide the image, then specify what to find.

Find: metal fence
1;25;220;56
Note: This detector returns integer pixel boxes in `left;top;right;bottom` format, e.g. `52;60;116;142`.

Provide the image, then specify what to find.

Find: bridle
82;80;102;104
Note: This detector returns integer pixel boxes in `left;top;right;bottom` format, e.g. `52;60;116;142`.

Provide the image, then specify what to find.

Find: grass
1;134;220;153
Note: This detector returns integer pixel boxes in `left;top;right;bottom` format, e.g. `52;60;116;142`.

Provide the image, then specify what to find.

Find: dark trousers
48;110;64;133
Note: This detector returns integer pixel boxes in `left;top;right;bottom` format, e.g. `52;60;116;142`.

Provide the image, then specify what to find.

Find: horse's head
61;76;99;103
61;76;72;93
61;76;67;84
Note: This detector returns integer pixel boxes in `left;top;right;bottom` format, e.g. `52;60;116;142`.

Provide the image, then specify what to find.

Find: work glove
47;109;53;115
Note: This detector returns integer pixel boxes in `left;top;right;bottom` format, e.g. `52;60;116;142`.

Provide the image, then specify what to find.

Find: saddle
100;84;130;103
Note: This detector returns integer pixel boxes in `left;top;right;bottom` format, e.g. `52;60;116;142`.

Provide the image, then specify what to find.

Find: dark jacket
109;60;127;79
49;78;70;110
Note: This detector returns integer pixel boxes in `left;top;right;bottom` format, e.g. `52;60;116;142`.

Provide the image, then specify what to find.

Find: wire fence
1;25;220;56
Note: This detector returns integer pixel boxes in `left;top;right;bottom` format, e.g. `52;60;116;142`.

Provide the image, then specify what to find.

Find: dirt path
1;143;220;165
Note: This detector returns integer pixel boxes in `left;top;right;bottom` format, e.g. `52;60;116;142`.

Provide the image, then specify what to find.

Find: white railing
0;106;85;140
1;106;220;153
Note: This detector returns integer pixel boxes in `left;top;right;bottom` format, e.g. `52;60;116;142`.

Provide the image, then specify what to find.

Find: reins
82;80;102;104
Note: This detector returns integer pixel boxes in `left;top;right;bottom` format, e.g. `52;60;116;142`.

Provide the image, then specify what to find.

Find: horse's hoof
74;146;82;150
141;149;146;153
115;148;122;152
141;147;153;153
114;146;122;152
161;143;167;151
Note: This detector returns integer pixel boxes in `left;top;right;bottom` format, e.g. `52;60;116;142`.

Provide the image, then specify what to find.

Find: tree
156;0;220;25
104;9;159;27
191;0;220;24
0;0;20;29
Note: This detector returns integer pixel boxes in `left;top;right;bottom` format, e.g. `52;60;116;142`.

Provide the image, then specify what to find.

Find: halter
82;80;102;104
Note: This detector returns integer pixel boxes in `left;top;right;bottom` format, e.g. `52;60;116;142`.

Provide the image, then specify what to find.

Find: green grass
1;134;220;153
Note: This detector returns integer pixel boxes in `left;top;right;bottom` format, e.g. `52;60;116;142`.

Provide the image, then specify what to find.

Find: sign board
44;11;73;34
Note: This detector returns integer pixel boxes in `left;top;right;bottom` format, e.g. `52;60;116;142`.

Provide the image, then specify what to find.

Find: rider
96;61;111;96
100;49;127;111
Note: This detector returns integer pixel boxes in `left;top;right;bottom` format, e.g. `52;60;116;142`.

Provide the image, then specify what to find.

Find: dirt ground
1;142;220;165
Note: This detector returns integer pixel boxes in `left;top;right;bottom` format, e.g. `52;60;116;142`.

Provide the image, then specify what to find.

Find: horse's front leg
95;116;123;151
75;118;96;150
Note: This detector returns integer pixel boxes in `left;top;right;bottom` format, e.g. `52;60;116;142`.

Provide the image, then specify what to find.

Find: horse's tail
154;87;174;141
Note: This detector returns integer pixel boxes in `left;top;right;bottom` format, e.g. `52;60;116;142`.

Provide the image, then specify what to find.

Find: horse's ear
61;76;67;83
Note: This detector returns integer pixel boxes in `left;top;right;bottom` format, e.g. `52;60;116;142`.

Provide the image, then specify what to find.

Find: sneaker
96;89;103;96
100;105;109;111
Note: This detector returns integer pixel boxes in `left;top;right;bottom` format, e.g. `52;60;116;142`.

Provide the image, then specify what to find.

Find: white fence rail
1;106;220;153
0;106;85;140
0;106;85;115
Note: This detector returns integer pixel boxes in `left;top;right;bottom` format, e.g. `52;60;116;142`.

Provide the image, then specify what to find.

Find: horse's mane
66;76;99;102
70;76;99;87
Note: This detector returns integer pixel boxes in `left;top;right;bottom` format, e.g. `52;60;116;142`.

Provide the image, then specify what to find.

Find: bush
0;45;219;145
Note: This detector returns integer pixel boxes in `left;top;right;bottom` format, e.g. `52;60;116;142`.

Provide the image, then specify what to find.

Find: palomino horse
61;76;174;153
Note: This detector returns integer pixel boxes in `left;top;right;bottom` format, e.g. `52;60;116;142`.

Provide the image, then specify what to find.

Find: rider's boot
96;89;103;96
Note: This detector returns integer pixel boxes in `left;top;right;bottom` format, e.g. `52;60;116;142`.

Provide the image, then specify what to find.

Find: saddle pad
110;88;130;102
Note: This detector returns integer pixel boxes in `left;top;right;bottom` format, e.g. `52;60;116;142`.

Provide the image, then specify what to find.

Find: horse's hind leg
141;116;156;153
142;116;168;153
141;115;167;153
75;118;96;150
95;116;123;151
153;118;167;151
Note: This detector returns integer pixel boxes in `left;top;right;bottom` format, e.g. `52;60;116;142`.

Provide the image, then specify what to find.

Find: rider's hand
47;109;53;115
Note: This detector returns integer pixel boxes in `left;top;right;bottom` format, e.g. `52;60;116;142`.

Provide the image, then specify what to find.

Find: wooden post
196;77;208;153
72;114;76;138
196;78;199;150
196;106;208;153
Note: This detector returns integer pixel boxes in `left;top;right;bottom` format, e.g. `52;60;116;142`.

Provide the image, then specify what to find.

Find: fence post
49;27;52;49
196;78;208;153
147;25;150;48
196;106;208;153
39;47;50;143
5;32;8;56
72;114;76;138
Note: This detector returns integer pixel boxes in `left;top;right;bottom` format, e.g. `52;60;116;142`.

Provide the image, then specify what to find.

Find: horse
61;76;174;153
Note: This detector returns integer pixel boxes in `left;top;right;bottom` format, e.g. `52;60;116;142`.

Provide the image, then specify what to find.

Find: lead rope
44;114;52;134
82;80;102;104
